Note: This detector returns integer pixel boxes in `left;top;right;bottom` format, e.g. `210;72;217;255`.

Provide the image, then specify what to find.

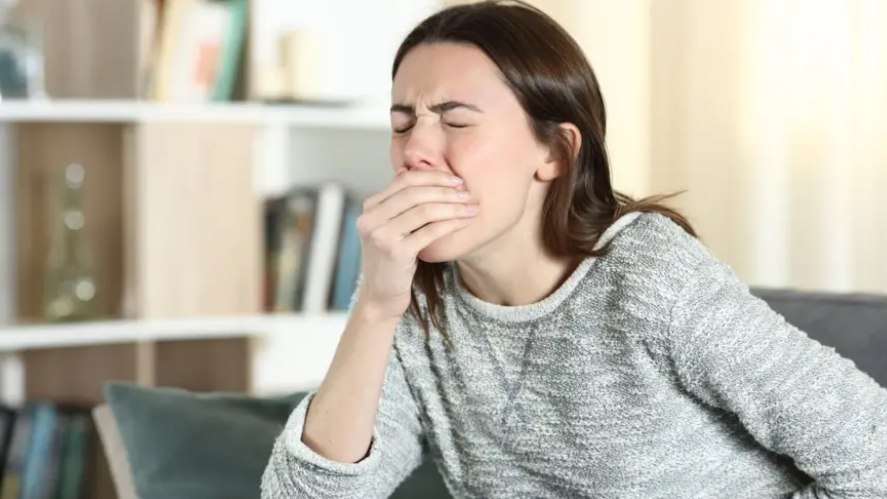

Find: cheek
448;134;512;183
448;138;534;221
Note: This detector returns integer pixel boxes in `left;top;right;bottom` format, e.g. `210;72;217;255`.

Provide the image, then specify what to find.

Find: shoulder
592;211;757;357
600;211;768;340
607;211;711;262
600;211;720;293
587;211;747;341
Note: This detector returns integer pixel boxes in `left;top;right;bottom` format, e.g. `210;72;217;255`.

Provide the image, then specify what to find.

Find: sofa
93;287;887;499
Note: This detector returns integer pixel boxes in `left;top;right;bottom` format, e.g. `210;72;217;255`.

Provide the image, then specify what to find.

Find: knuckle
369;229;388;248
355;215;371;235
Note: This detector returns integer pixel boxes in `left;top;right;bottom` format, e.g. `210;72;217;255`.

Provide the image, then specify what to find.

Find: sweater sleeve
260;341;426;499
668;258;887;498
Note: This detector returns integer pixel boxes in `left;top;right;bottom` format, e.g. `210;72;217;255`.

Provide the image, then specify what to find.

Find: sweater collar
450;212;643;323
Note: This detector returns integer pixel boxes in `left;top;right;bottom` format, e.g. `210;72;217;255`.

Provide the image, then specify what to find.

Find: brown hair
392;0;696;336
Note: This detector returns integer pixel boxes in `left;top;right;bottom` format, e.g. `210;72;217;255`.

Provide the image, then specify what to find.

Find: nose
402;123;443;172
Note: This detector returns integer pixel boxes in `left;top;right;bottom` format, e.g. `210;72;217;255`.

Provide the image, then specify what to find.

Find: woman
262;2;887;498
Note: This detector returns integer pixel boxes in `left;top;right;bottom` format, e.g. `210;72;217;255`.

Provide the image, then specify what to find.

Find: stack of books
263;183;364;314
0;402;94;499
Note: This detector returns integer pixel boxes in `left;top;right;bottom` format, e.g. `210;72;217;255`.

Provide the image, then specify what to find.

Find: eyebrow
390;100;483;115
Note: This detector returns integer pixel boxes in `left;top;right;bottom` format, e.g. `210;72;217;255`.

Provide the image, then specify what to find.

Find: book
262;183;364;315
269;188;318;312
1;404;33;499
148;0;249;101
330;197;363;311
301;184;347;314
0;402;94;499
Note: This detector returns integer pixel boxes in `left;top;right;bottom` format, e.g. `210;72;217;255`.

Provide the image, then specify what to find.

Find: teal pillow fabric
103;381;306;499
104;382;452;498
393;458;452;498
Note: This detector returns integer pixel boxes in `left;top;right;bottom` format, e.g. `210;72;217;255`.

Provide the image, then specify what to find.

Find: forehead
392;42;507;102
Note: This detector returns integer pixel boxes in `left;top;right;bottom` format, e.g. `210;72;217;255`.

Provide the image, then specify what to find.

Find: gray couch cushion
394;458;450;498
752;287;887;388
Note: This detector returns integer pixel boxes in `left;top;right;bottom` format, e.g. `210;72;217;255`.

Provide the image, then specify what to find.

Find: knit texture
261;212;887;499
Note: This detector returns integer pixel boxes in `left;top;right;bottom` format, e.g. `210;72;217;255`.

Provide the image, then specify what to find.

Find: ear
536;123;581;182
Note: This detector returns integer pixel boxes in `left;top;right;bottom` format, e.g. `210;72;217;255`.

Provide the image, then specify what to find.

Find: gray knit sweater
261;212;887;498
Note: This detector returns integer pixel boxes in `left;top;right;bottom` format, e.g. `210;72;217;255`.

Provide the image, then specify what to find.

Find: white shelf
0;99;390;130
0;312;349;351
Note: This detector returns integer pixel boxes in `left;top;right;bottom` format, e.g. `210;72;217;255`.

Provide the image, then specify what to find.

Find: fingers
358;170;472;235
383;201;479;238
355;170;477;259
363;170;463;212
402;217;476;255
360;186;472;233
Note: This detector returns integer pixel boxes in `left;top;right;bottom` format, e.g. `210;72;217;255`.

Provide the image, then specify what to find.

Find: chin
417;226;474;263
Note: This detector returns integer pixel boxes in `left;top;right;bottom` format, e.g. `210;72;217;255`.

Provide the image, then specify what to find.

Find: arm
668;258;887;498
303;302;404;464
260;305;426;499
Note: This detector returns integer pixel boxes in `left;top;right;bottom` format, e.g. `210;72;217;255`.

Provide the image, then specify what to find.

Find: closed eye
390;100;483;135
393;122;467;134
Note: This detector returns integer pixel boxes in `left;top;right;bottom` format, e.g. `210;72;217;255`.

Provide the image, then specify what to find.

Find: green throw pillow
103;381;306;499
104;382;452;499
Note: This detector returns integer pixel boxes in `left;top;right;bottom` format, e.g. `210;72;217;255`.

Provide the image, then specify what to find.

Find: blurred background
0;0;884;497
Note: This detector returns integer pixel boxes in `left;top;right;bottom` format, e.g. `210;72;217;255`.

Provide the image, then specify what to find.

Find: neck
455;195;578;307
457;252;578;307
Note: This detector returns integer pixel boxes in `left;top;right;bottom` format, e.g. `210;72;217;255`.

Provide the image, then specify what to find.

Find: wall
0;126;14;328
648;0;887;293
549;0;653;199
532;0;887;294
251;0;440;104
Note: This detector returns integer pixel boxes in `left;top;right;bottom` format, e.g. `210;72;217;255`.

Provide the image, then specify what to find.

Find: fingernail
451;176;463;185
467;204;479;215
458;191;471;199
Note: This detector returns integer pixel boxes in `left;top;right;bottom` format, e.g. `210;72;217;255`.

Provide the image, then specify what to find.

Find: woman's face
390;42;555;263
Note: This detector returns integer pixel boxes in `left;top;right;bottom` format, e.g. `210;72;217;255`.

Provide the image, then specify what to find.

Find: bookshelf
0;99;373;499
0;0;415;495
0;99;390;129
0;104;374;390
0;88;387;496
0;312;348;352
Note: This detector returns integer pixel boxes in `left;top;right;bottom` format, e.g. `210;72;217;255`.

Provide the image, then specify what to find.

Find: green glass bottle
42;163;98;322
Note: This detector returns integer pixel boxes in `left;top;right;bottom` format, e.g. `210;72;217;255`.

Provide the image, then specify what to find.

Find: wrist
351;298;403;328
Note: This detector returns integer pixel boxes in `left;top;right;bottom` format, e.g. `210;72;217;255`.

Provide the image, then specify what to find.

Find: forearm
261;305;425;499
302;300;401;463
670;257;887;496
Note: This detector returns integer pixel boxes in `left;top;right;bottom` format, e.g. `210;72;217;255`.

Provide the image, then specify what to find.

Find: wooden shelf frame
1;116;281;498
0;99;390;130
0;312;348;351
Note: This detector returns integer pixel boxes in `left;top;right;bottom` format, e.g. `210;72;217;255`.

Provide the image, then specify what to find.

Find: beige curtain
537;0;887;294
